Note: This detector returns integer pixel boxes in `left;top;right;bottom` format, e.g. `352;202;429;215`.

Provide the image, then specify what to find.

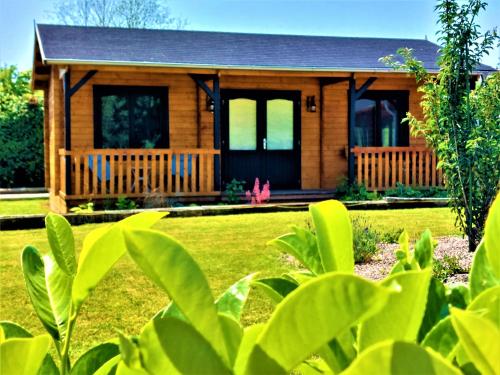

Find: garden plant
1;193;499;374
382;0;500;251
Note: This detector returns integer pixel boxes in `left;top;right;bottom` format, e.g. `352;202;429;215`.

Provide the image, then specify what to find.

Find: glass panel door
229;99;257;150
266;99;294;150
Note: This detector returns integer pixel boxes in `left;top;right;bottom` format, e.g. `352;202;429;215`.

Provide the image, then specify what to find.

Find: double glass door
221;90;301;190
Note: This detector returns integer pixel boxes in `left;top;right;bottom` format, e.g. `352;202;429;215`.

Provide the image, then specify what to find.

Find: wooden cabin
31;24;494;212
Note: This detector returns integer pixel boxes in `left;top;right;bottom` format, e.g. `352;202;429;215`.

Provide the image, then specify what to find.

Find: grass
0;199;50;216
0;207;459;359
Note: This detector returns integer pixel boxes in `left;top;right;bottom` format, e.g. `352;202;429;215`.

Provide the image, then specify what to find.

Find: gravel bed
356;236;471;283
282;236;472;284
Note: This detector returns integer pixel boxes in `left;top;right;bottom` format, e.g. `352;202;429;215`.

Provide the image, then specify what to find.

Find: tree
382;0;499;251
0;66;44;187
52;0;187;29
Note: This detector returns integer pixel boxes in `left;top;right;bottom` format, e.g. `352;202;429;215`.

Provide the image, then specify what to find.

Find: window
94;86;169;148
354;91;409;147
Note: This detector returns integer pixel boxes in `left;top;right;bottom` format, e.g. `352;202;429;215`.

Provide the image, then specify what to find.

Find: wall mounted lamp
206;97;215;112
306;96;317;112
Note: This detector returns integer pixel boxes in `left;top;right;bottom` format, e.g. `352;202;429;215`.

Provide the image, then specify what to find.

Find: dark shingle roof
35;24;496;73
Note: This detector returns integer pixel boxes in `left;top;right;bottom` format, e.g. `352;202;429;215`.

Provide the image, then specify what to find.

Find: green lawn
0;199;50;216
0;207;459;359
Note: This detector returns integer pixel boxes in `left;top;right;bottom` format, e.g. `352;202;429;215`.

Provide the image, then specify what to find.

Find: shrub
384;183;448;198
352;216;380;263
69;201;94;213
379;227;405;244
335;178;380;201
0;66;44;187
382;0;499;251
224;178;245;204
3;194;500;374
115;195;137;210
433;254;466;282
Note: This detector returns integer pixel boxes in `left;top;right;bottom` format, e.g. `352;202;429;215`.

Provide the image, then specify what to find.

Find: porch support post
63;70;72;195
348;75;377;184
190;74;222;191
62;69;98;195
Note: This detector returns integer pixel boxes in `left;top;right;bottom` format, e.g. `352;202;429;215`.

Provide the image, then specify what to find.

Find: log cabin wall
50;66;426;203
68;68;323;190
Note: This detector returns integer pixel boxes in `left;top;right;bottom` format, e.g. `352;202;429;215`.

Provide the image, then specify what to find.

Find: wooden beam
69;70;97;97
190;74;222;191
355;77;377;99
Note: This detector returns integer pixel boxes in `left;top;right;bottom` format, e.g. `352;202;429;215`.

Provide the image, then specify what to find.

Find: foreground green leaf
45;213;76;276
252;277;298;304
0;335;51;375
358;269;432;351
215;274;255;322
268;226;323;274
469;241;499;300
70;342;119;375
309;200;353;273
21;246;59;340
484;194;500;279
123;228;229;365
343;341;461;375
450;308;500;375
245;273;392;373
421;316;458;359
152;317;231;374
72;212;166;309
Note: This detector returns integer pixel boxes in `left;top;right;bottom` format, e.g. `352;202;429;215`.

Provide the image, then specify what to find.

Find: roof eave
43;57;444;74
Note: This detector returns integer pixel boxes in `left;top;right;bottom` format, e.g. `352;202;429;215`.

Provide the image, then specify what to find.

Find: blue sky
1;0;498;71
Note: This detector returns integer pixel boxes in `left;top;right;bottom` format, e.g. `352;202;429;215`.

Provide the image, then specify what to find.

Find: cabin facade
31;24;494;213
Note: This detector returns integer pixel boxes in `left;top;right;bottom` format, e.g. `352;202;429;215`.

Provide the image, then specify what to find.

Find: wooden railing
352;146;444;191
59;148;221;198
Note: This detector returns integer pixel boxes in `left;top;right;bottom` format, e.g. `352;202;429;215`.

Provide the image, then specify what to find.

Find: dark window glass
94;86;168;148
354;91;409;147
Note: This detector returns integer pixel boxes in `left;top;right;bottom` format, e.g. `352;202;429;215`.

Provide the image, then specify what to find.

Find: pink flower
246;178;271;205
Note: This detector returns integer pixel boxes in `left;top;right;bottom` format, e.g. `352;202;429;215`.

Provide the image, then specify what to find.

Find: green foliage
381;1;500;251
384;182;448;198
69;201;94;213
0;66;44;188
351;216;380;263
225;179;245;204
335;179;380;201
115;195;137;210
433;254;466;282
5;194;500;374
379;226;405;243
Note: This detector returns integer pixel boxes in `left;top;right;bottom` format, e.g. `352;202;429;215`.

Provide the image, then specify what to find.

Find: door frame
220;89;302;189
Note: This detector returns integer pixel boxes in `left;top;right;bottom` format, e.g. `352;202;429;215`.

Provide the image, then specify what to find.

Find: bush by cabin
31;24;495;212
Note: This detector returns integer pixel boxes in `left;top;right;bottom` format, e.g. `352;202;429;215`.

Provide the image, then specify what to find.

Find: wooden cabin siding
321;81;349;189
69;69;199;149
45;65;428;210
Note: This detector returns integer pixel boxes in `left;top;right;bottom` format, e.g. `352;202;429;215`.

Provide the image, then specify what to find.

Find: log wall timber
45;66;429;210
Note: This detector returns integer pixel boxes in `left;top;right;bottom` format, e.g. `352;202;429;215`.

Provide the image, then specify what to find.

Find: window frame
355;90;410;147
93;85;169;149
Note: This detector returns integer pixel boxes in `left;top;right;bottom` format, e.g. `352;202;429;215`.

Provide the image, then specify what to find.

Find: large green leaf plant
2;195;500;374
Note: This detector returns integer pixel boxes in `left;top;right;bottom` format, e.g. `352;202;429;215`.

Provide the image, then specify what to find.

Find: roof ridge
35;23;436;44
